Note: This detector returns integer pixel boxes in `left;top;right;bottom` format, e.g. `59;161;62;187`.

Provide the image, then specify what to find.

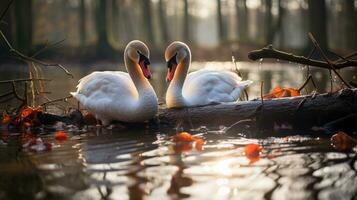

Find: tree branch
248;45;357;70
0;30;73;78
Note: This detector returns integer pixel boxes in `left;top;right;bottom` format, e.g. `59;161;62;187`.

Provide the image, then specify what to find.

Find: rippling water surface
1;127;357;200
0;62;356;199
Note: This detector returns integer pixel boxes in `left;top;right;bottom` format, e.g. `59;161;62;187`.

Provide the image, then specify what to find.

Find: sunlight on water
0;62;356;199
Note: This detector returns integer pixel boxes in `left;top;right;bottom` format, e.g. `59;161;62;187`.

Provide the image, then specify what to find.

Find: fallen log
157;89;357;130
34;89;356;132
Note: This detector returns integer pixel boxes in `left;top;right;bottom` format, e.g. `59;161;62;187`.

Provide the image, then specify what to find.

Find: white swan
71;40;158;125
165;41;252;108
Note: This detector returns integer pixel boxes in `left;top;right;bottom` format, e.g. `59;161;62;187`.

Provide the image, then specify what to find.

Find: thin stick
11;81;25;102
260;81;264;106
0;78;51;84
0;30;73;78
0;0;14;21
298;75;312;92
40;95;73;106
31;38;66;58
0;91;13;99
308;32;351;88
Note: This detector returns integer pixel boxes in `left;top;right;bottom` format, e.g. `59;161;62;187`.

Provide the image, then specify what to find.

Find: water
0;61;356;199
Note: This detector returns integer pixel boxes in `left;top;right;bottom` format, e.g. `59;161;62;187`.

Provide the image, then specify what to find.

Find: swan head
125;40;152;79
164;41;190;82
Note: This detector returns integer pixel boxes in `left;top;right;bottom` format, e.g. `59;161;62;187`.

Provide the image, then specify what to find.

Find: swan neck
166;53;191;107
124;55;150;93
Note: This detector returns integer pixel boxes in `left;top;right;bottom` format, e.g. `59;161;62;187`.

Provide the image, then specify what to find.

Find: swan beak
166;63;177;82
139;60;152;79
138;54;152;79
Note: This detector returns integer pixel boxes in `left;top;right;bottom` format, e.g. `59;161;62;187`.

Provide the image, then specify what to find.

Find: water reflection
0;61;356;199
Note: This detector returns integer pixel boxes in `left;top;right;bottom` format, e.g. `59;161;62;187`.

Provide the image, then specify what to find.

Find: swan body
71;40;158;125
165;41;252;108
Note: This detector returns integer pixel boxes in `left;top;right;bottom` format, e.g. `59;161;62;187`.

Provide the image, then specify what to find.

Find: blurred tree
0;0;14;53
95;0;113;57
277;0;285;48
216;0;226;42
308;0;328;50
139;0;155;46
158;0;169;45
183;0;190;42
264;0;273;44
111;0;120;44
122;1;134;42
13;0;32;54
344;1;357;50
235;0;248;42
79;0;86;47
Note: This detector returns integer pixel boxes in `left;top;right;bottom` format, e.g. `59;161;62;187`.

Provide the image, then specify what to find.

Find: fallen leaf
54;132;68;142
263;86;300;99
171;132;205;153
1;112;11;125
331;131;357;151
172;132;195;142
83;112;97;125
19;106;33;120
244;143;261;164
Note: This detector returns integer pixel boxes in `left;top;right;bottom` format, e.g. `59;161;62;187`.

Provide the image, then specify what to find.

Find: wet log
157;89;357;130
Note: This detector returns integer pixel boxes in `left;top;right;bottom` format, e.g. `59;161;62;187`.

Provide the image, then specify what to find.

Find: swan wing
183;69;252;106
71;71;138;122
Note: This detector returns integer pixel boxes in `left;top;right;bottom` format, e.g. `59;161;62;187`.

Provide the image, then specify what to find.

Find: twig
0;91;13;99
0;78;51;84
298;75;312;92
260;81;264;106
334;51;357;63
40;95;73;106
248;45;357;70
308;32;351;88
11;81;25;102
350;81;357;88
0;0;14;21
0;30;73;78
31;38;66;58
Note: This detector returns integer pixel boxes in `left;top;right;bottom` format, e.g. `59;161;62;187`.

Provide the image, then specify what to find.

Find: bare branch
0;78;51;84
248;45;357;70
308;32;351;88
0;0;14;21
0;30;74;78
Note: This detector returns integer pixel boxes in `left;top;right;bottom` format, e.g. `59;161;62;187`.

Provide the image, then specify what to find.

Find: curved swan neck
166;50;191;107
124;54;151;93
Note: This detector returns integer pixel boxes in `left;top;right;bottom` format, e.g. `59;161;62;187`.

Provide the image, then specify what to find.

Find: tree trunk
158;0;169;45
344;1;357;50
158;89;357;130
235;0;248;42
140;0;155;46
265;0;274;44
79;0;86;47
111;0;120;44
95;0;112;57
216;0;226;42
307;0;328;50
0;0;14;55
183;0;190;42
13;0;32;54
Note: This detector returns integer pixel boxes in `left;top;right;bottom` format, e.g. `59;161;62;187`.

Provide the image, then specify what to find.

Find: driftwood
157;89;357;130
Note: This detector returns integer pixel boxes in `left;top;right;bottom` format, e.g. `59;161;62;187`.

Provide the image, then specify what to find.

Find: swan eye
137;51;150;67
